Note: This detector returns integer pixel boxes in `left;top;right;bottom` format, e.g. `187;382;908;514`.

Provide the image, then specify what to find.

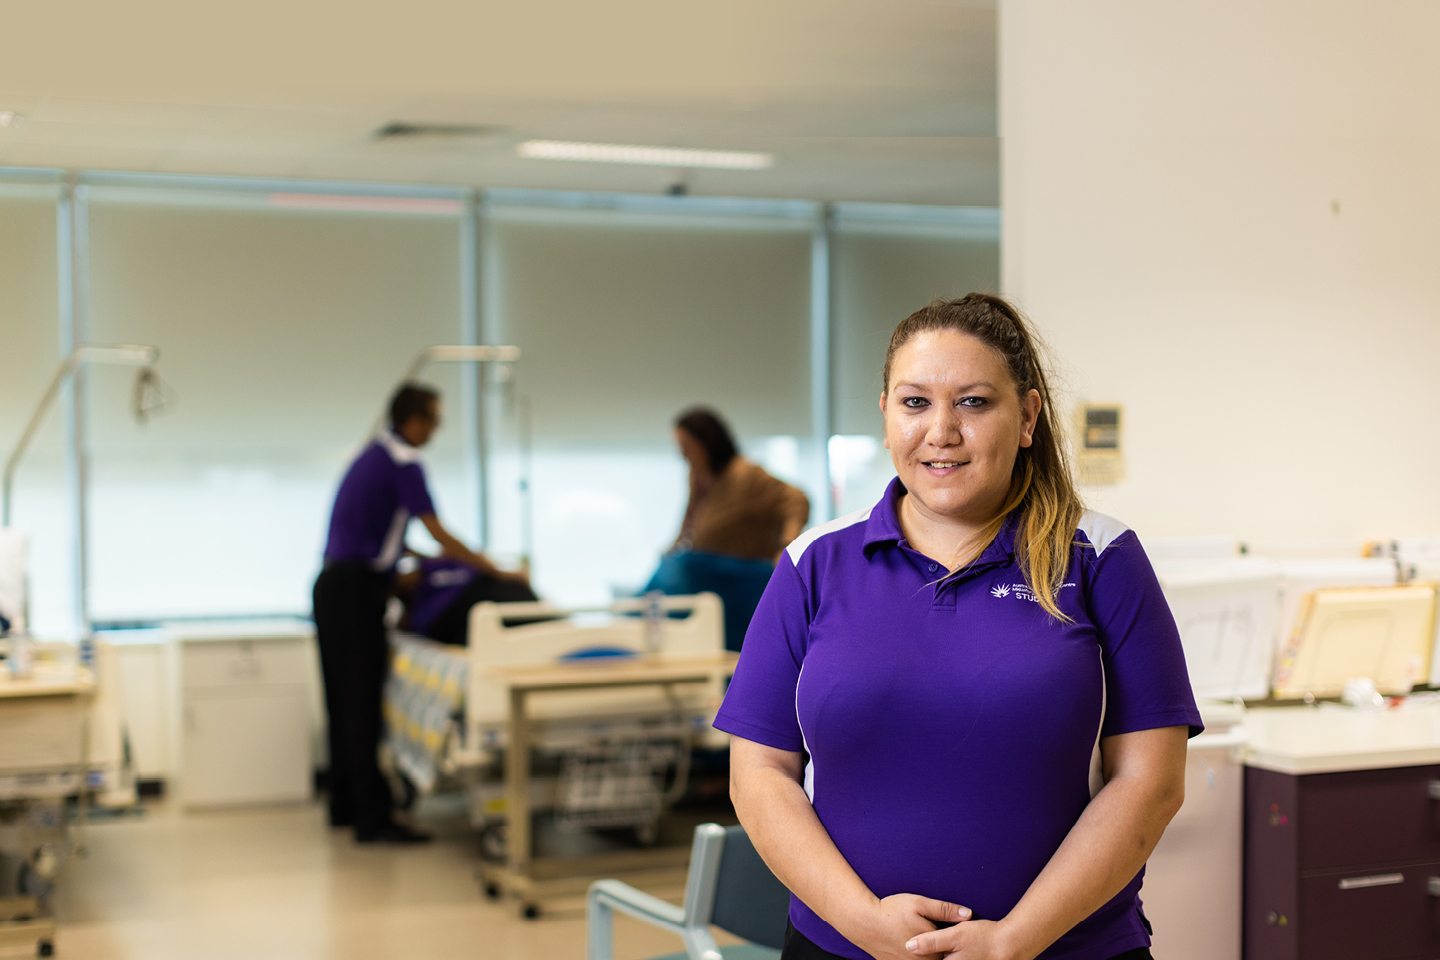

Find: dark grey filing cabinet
1242;707;1440;960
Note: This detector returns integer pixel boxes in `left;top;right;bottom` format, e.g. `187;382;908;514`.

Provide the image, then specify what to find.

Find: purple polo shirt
714;478;1201;960
323;432;435;572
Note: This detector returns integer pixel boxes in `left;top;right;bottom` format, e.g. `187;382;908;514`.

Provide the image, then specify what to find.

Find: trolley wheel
483;882;501;900
522;903;541;920
38;940;54;957
478;824;507;862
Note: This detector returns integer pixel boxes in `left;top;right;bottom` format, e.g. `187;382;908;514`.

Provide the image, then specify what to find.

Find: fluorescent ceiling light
267;194;462;215
517;140;772;170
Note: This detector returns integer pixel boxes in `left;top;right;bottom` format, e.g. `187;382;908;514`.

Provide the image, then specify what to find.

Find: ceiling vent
373;122;504;141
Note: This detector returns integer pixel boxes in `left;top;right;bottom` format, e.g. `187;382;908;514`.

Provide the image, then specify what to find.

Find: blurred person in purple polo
313;382;526;844
718;296;1201;960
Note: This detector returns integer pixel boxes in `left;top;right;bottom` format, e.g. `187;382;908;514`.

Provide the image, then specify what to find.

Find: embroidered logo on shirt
992;582;1076;602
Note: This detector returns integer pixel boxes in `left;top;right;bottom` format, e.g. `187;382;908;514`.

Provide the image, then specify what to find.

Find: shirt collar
862;476;1020;564
375;430;423;465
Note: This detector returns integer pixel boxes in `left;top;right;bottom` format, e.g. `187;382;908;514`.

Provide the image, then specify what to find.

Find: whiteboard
1155;558;1282;701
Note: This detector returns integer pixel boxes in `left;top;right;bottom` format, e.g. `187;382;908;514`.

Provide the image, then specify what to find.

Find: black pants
423;575;539;646
313;562;394;834
780;922;1153;960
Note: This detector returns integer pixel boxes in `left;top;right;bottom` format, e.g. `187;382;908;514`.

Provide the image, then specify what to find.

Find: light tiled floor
41;798;728;960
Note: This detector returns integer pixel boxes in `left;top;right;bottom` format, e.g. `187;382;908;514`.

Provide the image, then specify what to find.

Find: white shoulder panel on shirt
785;507;873;565
1077;510;1130;557
375;430;424;466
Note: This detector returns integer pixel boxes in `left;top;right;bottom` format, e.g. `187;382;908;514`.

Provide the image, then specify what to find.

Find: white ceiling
0;0;996;205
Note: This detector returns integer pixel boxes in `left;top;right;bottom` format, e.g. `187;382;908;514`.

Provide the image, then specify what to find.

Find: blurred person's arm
418;513;528;584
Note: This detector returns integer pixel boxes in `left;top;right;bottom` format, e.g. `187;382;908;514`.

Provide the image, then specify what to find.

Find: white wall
1001;1;1440;542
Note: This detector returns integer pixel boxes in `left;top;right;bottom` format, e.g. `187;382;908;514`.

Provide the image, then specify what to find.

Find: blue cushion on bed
643;550;775;652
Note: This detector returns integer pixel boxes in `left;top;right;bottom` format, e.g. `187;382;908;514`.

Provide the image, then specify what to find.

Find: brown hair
882;294;1084;620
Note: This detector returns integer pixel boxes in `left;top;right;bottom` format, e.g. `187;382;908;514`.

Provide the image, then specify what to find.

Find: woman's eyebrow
895;380;997;392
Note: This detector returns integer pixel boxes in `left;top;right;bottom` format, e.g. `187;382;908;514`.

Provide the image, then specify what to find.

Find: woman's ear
879;391;891;449
1018;389;1042;448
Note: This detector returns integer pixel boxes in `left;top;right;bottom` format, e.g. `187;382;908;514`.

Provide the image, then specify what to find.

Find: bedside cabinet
1243;705;1440;960
172;625;315;807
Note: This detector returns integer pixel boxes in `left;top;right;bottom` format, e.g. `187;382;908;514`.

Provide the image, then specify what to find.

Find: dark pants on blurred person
313;562;394;836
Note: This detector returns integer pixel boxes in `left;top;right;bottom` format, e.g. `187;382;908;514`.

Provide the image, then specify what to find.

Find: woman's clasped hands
904;915;1026;960
844;892;1027;960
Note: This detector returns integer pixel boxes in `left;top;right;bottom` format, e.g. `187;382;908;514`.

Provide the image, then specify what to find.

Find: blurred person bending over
646;408;809;651
313;382;526;843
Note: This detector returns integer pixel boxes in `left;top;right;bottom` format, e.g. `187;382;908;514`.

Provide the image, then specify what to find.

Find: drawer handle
1429;779;1440;800
1429;877;1440;898
1338;873;1404;891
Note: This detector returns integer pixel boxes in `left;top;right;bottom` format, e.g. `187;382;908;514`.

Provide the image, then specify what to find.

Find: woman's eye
958;396;988;408
901;396;928;409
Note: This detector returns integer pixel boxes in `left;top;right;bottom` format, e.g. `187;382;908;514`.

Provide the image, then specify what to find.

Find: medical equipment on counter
1272;558;1398;682
1154;558;1282;701
1143;535;1243;563
1273;584;1436;699
1391;537;1440;687
0;639;133;957
1143;699;1248;960
0;529;26;642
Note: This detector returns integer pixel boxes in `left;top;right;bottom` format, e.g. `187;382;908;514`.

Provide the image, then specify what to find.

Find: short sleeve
712;554;811;752
1086;532;1204;739
396;463;435;518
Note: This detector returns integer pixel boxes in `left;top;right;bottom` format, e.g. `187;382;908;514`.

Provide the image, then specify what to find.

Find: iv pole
1;344;163;636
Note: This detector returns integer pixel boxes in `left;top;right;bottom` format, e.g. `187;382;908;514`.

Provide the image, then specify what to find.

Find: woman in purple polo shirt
716;295;1201;960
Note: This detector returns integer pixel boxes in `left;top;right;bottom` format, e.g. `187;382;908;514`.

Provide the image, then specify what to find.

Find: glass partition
0;169;998;627
831;212;1001;515
83;194;468;622
0;183;71;636
485;209;816;605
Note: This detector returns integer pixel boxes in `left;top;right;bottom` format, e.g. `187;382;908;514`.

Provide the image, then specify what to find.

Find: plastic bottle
643;591;664;653
8;632;33;679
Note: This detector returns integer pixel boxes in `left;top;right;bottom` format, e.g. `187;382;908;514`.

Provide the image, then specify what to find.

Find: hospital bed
384;593;729;861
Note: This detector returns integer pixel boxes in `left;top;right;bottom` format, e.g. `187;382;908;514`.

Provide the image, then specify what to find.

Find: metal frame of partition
0;165;998;636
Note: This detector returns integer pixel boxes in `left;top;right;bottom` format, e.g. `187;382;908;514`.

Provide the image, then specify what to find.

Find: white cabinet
175;631;314;807
1144;701;1247;960
114;640;170;779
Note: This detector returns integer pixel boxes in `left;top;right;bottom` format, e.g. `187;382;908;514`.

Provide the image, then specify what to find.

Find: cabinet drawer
181;638;311;689
1299;765;1440;870
1299;862;1440;960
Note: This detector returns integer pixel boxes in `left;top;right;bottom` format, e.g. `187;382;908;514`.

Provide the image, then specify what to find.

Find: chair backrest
708;824;790;949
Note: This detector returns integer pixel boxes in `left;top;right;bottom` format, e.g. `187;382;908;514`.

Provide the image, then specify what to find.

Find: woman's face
881;330;1041;528
675;427;710;477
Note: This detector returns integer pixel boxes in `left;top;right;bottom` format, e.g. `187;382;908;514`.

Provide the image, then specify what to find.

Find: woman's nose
926;408;963;445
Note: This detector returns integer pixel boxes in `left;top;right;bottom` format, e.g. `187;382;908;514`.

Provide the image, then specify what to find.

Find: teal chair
587;823;789;960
